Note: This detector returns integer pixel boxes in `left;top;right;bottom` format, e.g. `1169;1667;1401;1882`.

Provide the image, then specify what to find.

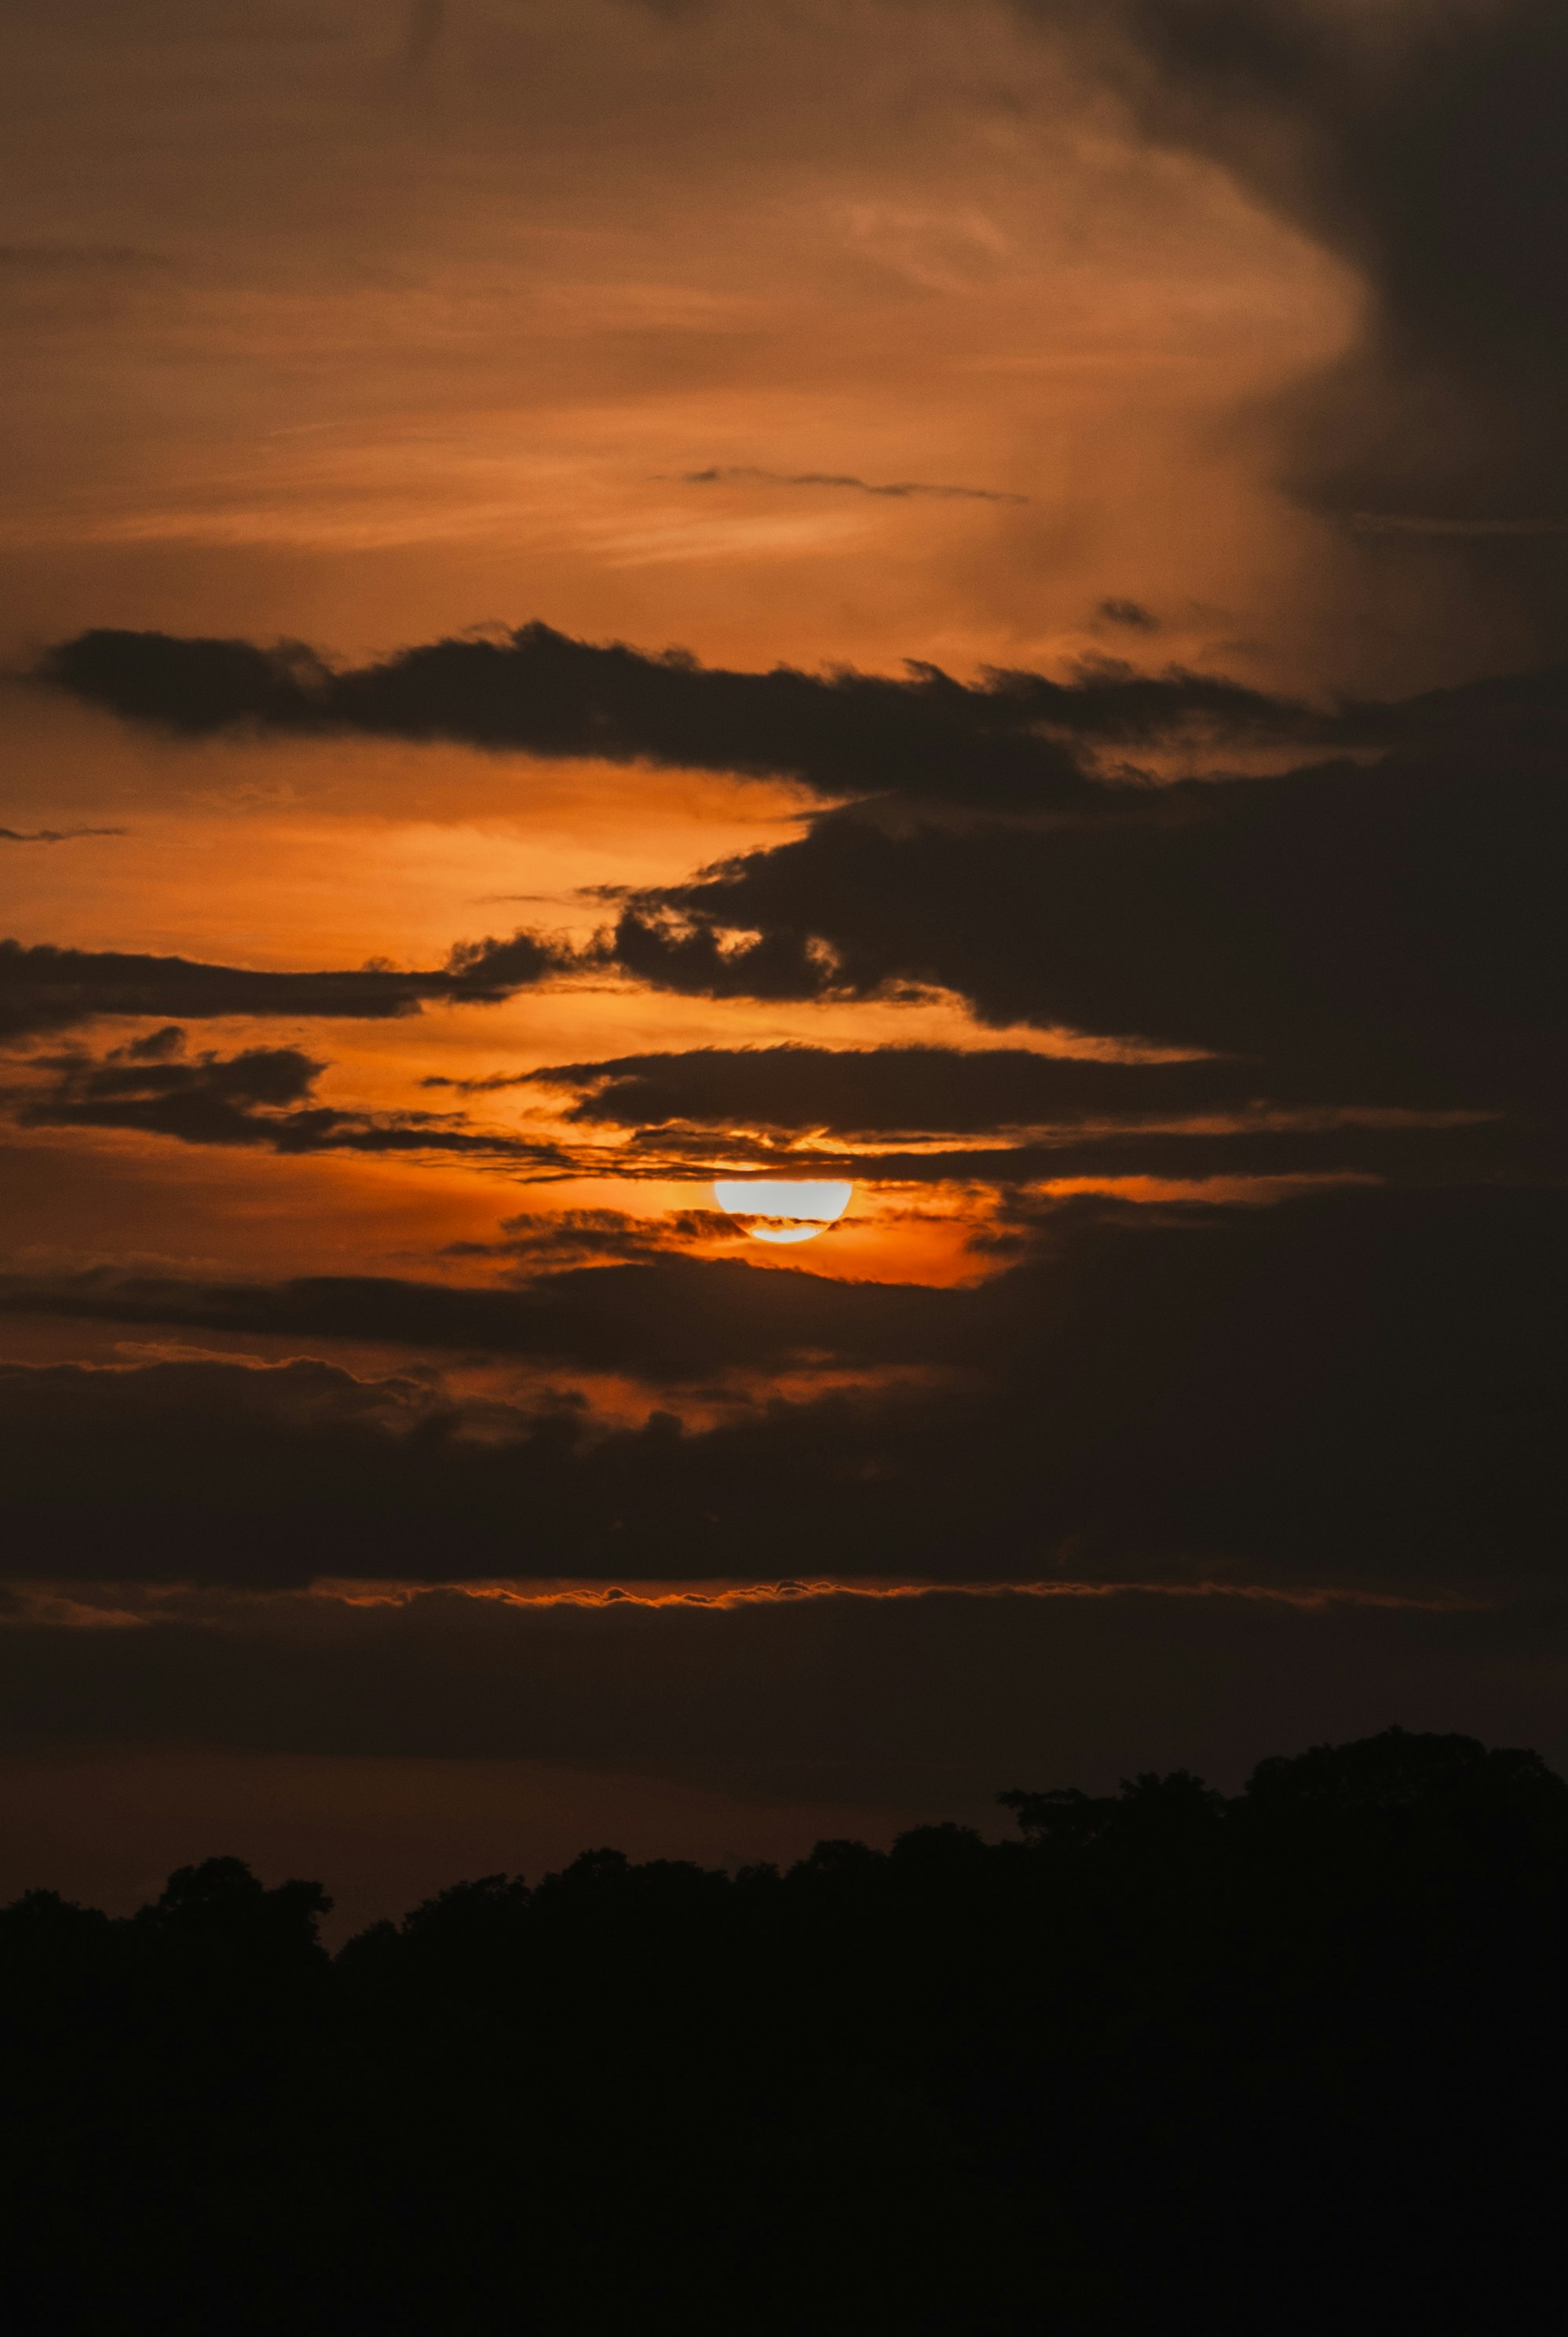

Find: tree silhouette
0;1728;1562;2335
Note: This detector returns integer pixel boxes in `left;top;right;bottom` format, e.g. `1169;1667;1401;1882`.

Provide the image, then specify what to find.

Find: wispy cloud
313;1576;1480;1616
678;466;1027;505
0;826;125;843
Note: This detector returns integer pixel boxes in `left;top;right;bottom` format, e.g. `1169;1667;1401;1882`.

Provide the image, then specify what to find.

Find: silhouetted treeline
3;1728;1564;2335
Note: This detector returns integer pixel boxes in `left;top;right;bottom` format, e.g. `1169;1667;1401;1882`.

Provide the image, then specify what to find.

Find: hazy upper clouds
1025;0;1568;652
4;0;1558;680
0;0;1377;686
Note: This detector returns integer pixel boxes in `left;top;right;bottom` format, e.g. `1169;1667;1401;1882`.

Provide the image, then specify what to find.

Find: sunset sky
3;0;1564;1927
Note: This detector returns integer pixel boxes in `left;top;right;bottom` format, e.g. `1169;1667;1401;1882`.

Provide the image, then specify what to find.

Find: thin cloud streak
312;1576;1481;1617
0;826;124;843
678;466;1029;505
0;1575;1478;1632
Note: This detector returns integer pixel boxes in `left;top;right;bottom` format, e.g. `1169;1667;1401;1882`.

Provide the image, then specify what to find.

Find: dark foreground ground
2;1726;1564;2335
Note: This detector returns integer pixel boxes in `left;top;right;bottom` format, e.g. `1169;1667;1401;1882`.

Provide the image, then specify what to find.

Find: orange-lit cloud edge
316;1578;1484;1615
4;1577;1483;1632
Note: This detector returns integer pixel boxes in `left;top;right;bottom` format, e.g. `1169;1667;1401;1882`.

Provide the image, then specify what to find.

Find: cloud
9;1032;570;1162
678;466;1029;504
0;828;125;843
442;928;583;987
527;1044;1317;1130
0;933;570;1042
1025;0;1568;642
625;1130;1517;1190
1097;598;1159;630
27;628;1566;1154
451;1207;751;1267
3;1577;1566;1807
20;1015;1500;1190
517;1041;1517;1185
38;617;1568;777
35;622;1336;809
0;1183;1558;1593
602;672;1568;1129
0;1249;963;1383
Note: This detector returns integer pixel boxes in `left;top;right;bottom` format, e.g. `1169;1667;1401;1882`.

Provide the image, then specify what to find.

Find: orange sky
0;0;1381;683
0;0;1408;1334
1;1;1543;1434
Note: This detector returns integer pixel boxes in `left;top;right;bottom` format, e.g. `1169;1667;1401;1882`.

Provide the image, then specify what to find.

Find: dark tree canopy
1;1728;1563;2335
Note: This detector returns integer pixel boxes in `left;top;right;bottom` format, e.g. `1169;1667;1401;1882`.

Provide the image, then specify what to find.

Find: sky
2;0;1564;1929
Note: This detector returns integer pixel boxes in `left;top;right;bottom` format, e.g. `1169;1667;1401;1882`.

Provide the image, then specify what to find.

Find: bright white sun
712;1179;854;1244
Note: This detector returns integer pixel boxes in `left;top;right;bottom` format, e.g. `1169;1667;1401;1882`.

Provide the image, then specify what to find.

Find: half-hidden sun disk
713;1178;853;1244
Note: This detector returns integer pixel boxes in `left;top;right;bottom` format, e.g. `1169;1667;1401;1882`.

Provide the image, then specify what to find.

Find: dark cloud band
7;1032;569;1162
0;1183;1558;1593
0;934;569;1042
35;621;1336;809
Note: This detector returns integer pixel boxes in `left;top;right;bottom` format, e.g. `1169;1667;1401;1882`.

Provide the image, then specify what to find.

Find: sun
712;1179;854;1245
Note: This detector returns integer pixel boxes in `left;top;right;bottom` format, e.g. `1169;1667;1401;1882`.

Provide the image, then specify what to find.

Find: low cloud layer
0;1248;966;1385
1;1182;1558;1595
4;1578;1566;1809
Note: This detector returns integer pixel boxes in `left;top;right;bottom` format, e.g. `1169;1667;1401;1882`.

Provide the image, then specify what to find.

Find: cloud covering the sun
0;1181;1558;1601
